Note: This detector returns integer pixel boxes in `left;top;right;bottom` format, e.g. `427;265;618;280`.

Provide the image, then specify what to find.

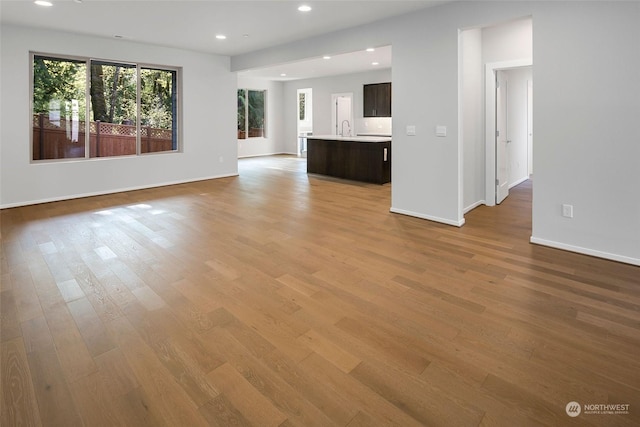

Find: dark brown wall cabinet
363;82;391;117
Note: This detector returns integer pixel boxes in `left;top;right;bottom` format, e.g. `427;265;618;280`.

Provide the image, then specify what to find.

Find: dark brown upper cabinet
363;82;391;117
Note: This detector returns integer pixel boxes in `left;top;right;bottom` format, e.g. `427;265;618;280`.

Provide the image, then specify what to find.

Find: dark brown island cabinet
306;136;391;184
363;82;391;117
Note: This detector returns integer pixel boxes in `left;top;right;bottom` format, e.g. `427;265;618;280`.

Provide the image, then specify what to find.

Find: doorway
331;93;354;136
297;88;313;156
485;60;533;206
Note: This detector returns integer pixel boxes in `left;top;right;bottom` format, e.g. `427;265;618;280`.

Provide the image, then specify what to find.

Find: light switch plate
436;125;447;137
406;125;416;136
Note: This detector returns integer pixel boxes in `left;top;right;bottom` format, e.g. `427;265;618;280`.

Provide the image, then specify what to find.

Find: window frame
30;52;182;163
139;65;180;154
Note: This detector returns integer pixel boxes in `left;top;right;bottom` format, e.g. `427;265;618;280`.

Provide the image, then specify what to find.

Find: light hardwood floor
2;155;639;426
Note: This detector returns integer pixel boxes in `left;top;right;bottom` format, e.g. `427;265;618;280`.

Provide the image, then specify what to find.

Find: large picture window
237;89;265;139
32;53;179;161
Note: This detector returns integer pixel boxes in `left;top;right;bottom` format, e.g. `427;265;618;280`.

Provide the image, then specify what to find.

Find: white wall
531;1;640;264
0;25;237;208
461;28;484;212
232;1;640;265
482;16;533;64
282;69;392;154
236;76;285;158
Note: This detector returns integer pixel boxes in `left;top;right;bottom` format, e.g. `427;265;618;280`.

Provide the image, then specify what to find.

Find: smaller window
237;89;266;139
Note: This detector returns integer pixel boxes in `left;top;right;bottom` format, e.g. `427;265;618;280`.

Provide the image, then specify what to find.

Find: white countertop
307;135;391;143
356;133;392;137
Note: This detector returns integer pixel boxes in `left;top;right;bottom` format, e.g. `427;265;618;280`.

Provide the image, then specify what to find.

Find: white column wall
461;28;484;212
530;1;640;264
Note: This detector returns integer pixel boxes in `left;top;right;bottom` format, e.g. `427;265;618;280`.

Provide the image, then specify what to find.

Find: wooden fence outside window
32;114;173;160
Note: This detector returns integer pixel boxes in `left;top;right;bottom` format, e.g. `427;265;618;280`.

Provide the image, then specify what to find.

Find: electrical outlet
219;156;224;163
562;204;574;218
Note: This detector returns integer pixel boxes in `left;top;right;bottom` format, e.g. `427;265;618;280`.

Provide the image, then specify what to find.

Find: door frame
484;59;532;206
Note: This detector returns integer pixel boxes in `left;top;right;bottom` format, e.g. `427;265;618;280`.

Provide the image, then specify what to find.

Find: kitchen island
306;135;391;184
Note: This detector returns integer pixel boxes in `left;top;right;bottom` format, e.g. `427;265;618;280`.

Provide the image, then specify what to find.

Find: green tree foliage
33;56;86;120
34;56;175;131
140;68;175;129
237;89;246;131
248;90;265;130
91;62;137;125
90;64;108;122
237;90;265;128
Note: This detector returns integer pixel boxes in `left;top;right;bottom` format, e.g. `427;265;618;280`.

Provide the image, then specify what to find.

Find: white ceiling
239;45;392;81
0;0;446;80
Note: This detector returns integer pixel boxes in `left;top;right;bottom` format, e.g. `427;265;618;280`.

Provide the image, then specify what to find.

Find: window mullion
136;64;141;155
245;89;249;137
85;58;91;158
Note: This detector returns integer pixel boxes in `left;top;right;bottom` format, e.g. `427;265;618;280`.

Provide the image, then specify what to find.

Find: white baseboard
238;151;299;159
464;200;486;214
238;152;281;159
390;207;465;227
0;173;239;209
530;236;640;267
509;176;529;189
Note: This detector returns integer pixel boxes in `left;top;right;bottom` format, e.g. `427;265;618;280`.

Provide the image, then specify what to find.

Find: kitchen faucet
341;120;351;136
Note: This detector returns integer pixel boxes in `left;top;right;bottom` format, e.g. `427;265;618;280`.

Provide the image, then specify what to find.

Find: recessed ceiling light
298;5;312;12
366;48;375;52
34;1;53;6
323;56;331;60
243;34;250;38
280;73;287;77
372;62;379;66
215;34;227;40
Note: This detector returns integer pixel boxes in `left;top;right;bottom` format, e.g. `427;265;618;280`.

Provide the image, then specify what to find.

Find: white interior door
496;70;509;204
